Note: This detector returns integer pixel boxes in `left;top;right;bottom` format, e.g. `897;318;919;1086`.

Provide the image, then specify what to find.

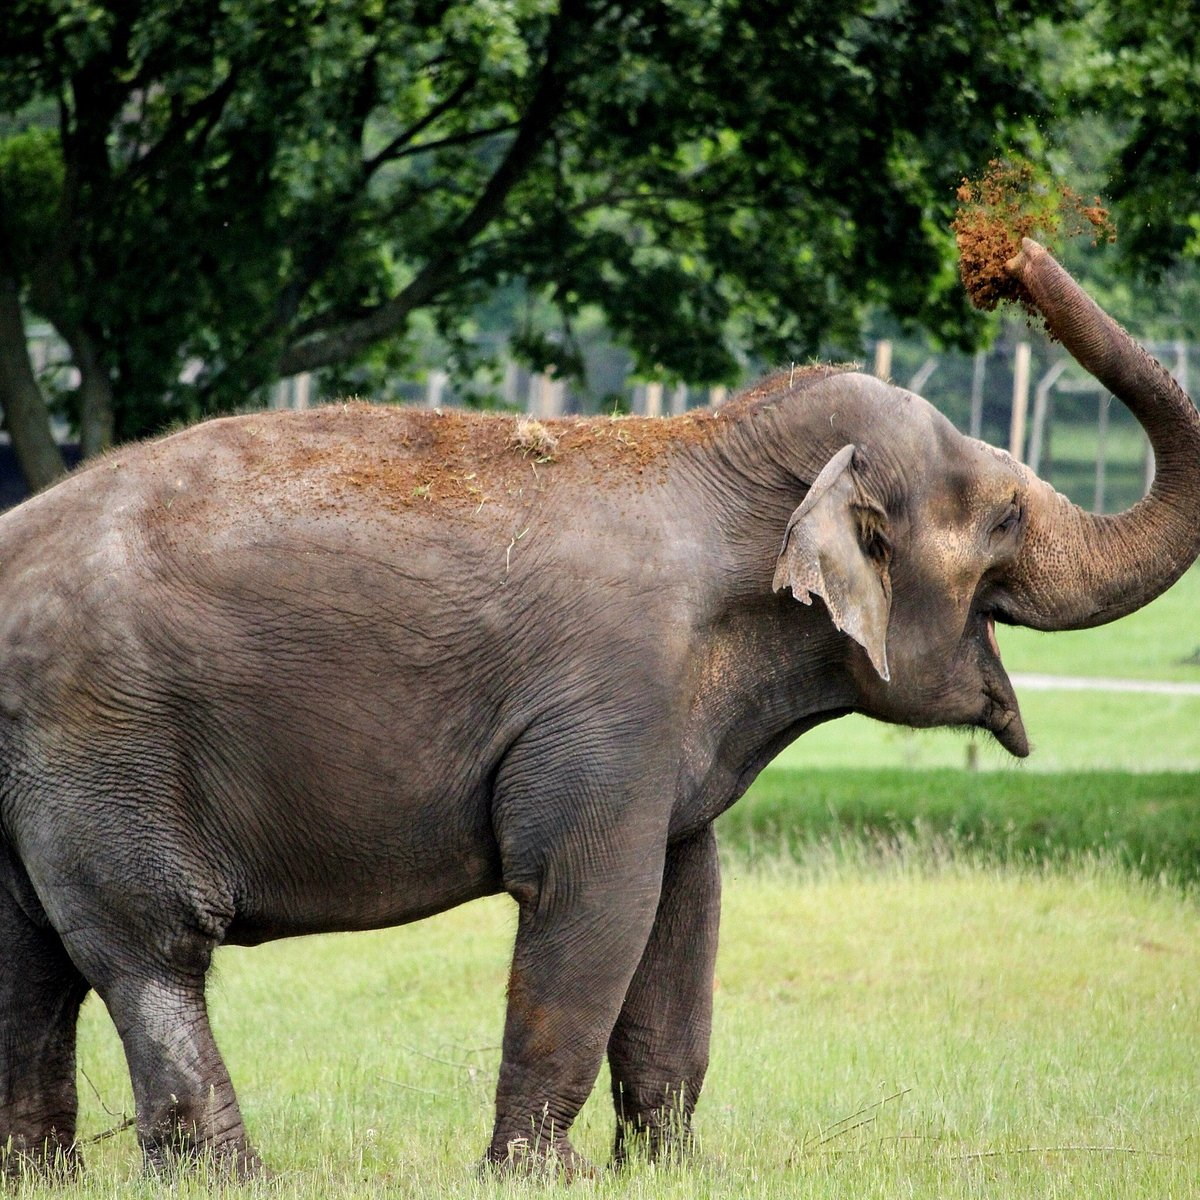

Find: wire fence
18;323;1190;516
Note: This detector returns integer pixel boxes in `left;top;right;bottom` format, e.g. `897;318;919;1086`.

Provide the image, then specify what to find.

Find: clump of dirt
245;403;735;515
953;158;1116;313
508;417;560;462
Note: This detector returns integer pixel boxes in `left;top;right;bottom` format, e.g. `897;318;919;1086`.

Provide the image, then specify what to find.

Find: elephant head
771;238;1200;756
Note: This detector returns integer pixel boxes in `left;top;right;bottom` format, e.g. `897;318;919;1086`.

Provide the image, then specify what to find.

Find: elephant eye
860;527;892;565
992;500;1023;539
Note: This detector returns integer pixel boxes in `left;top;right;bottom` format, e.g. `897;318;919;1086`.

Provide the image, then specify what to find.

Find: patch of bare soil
280;404;726;512
953;158;1115;313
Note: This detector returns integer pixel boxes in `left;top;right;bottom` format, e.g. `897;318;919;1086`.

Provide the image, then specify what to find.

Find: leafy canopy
0;0;1063;462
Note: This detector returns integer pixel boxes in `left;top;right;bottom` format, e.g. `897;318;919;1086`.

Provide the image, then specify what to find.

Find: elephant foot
612;1114;697;1168
142;1134;266;1183
483;1134;597;1181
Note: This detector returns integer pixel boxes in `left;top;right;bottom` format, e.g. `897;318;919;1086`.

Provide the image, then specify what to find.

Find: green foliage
1032;1;1200;337
1076;1;1200;277
0;0;1064;465
0;127;63;256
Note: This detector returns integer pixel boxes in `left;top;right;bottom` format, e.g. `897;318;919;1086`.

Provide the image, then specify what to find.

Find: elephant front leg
608;825;720;1165
488;829;666;1173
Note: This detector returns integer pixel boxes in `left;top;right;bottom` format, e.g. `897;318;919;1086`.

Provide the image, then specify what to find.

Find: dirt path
1012;673;1200;697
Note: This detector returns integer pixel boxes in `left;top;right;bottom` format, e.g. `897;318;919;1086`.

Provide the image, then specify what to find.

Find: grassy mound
726;767;1200;884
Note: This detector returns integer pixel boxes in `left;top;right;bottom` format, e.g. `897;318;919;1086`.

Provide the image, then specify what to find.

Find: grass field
726;768;1200;882
31;851;1199;1199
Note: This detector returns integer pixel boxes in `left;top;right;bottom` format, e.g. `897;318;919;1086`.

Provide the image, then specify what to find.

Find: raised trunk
0;275;68;492
1000;239;1200;630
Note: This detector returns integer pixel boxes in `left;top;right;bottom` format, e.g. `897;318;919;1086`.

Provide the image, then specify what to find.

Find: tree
0;0;1066;491
1010;1;1200;345
1074;0;1200;281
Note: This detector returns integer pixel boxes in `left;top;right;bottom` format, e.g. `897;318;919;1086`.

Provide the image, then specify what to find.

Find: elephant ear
772;444;893;682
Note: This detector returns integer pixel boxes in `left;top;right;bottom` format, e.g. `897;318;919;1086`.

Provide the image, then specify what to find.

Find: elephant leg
55;914;259;1179
488;784;667;1174
608;825;720;1164
0;881;89;1181
18;816;260;1183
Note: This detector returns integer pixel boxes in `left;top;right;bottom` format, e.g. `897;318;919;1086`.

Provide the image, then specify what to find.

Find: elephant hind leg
0;879;90;1181
49;897;261;1179
14;805;261;1181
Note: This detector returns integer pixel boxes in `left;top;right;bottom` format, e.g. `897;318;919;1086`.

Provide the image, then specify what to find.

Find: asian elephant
1;240;1198;1179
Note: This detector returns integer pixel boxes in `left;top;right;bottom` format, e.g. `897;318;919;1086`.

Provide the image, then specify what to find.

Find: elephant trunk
998;238;1200;631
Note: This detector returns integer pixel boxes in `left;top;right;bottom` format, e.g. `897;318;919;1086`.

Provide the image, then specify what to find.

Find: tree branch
277;2;583;377
362;75;475;175
386;120;522;164
125;69;241;182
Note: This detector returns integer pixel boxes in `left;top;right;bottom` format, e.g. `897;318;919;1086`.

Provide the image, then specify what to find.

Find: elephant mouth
979;614;1029;757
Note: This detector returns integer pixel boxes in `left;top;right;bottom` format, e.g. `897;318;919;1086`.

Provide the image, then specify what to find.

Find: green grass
1041;418;1149;514
727;768;1200;884
33;853;1200;1198
999;560;1200;683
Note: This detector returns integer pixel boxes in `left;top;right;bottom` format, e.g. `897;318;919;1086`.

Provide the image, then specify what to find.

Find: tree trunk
0;274;67;493
71;326;115;458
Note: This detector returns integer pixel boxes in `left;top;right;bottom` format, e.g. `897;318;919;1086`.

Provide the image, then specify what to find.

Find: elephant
1;239;1198;1180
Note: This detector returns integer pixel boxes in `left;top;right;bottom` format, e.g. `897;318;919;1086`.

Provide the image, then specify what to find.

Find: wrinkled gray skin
2;243;1199;1179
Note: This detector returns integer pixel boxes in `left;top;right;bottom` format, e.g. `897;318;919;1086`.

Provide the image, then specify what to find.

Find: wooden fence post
425;369;447;409
873;339;892;381
1027;358;1068;475
1009;342;1031;460
529;372;564;417
969;349;986;439
1093;393;1110;513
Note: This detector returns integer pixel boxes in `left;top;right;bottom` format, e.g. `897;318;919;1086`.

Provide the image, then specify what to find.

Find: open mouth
980;613;1029;757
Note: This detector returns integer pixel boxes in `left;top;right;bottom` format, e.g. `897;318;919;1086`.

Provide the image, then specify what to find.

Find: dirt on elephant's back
220;364;848;515
261;404;719;513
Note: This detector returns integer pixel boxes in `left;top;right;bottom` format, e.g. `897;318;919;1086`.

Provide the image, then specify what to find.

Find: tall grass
728;767;1200;884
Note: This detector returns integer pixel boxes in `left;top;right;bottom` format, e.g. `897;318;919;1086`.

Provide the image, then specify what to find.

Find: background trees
0;0;1193;491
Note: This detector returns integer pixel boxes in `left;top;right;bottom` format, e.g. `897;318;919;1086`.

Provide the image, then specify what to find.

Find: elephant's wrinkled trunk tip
1003;237;1040;281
